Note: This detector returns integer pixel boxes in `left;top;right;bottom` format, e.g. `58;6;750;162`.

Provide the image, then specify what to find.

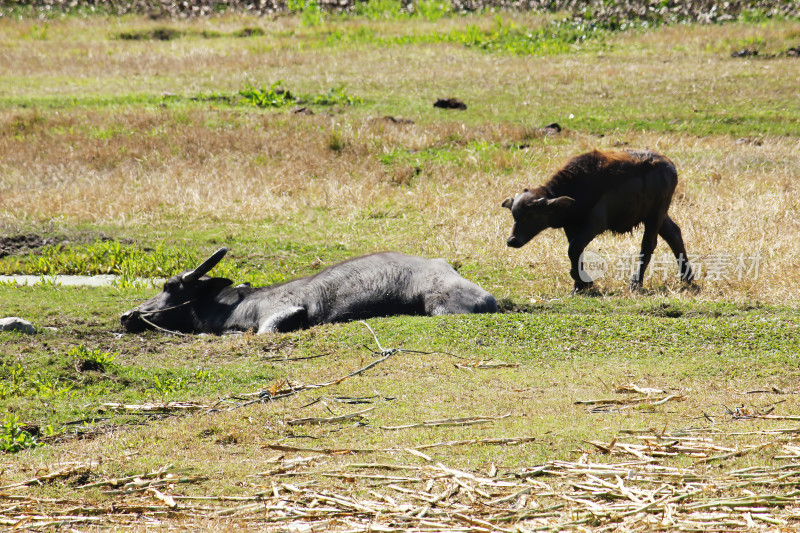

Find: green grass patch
0;332;282;435
0;93;171;111
1;14;797;137
238;81;297;108
1;287;798;451
0;239;354;287
0;83;364;113
0;415;44;453
0;240;197;278
300;14;609;55
238;81;363;109
451;16;610;56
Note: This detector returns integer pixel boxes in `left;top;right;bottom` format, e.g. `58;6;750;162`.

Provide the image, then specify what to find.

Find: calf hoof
681;281;701;294
571;281;594;295
628;280;643;292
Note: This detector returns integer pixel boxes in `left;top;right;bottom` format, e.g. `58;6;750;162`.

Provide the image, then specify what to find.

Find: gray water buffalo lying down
121;248;497;334
502;149;694;292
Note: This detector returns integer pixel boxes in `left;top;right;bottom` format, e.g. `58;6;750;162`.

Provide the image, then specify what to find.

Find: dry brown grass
1;14;799;305
2;106;798;302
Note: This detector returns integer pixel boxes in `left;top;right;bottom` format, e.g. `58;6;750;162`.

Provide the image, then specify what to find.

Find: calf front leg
567;231;598;294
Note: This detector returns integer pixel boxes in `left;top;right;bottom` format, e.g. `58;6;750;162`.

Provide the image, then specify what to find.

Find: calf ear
501;197;514;210
547;196;575;209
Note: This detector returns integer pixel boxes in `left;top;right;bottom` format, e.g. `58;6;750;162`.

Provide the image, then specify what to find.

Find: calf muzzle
506;236;524;248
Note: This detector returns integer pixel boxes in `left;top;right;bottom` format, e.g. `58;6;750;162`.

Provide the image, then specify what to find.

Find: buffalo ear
501;197;514;210
547;196;575;209
201;277;234;295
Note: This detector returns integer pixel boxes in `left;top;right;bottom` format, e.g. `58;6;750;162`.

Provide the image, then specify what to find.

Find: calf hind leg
659;215;694;282
631;224;660;291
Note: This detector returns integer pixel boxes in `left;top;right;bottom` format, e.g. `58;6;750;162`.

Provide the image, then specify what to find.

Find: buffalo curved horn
181;247;228;283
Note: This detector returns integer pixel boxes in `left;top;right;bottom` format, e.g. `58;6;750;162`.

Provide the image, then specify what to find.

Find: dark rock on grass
731;48;758;58
76;359;106;373
731;46;800;60
116;27;183;41
19;422;41;438
235;27;265;37
373;115;415;125
541;122;562;135
434;98;467;110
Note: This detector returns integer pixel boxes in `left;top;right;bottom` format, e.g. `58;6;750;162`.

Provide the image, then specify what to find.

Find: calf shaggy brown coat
502;149;694;292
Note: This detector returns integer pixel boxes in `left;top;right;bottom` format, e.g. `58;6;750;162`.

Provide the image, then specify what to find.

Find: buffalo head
501;191;575;248
121;247;232;333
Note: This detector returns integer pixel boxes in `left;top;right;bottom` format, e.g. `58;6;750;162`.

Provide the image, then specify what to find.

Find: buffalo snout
120;309;146;333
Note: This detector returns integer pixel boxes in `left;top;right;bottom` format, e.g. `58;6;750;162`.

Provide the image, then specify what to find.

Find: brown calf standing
502;149;694;292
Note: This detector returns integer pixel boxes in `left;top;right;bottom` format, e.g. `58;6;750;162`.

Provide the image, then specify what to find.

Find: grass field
2;3;800;530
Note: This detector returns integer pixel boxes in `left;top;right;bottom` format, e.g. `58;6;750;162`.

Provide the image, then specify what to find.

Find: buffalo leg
631;223;660;290
659;215;694;282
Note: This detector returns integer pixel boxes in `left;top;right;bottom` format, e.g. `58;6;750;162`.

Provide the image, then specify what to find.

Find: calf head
121;247;232;333
501;191;574;248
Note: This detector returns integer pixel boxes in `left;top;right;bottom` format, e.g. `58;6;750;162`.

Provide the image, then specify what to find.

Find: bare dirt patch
0;235;59;258
0;233;128;258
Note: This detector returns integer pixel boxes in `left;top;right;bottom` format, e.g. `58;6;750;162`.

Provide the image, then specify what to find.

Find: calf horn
181;247;228;283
